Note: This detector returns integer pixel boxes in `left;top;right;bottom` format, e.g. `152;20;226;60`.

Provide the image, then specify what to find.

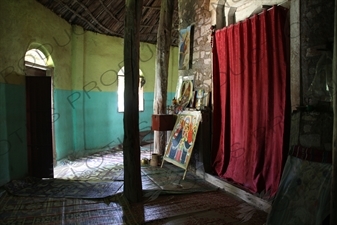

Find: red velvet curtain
212;6;289;197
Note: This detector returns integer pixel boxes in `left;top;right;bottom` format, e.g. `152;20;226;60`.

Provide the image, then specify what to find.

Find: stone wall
178;0;213;172
301;0;335;106
290;111;333;152
178;0;213;93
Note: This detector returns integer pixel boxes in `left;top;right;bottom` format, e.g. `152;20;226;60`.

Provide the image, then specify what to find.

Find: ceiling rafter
37;0;179;46
143;5;178;13
55;0;108;35
98;0;121;22
71;0;119;35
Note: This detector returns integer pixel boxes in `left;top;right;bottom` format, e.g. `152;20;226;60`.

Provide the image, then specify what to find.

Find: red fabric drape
212;6;289;197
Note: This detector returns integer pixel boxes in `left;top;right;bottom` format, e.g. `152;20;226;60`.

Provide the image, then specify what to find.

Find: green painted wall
0;83;9;185
0;0;73;183
0;0;178;185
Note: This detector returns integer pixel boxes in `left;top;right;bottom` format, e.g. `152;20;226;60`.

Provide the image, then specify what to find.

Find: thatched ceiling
36;0;179;46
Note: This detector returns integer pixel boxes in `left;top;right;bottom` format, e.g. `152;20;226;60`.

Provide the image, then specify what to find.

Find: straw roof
36;0;179;46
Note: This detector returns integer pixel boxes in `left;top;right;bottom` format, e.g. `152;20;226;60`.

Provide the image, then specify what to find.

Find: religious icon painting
174;75;195;113
178;25;194;70
161;110;202;179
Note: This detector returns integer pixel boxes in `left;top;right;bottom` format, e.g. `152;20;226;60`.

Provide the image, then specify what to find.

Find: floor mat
0;190;267;225
54;148;151;180
5;146;216;200
141;165;218;194
0;192;130;225
4;178;124;199
4;165;217;200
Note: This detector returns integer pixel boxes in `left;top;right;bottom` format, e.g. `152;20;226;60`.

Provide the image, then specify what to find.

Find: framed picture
175;75;194;99
161;110;202;179
179;25;194;70
174;75;194;113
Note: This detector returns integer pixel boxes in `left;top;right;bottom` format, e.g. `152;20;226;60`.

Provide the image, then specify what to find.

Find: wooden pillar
123;0;143;203
331;0;337;223
153;0;174;155
215;4;225;29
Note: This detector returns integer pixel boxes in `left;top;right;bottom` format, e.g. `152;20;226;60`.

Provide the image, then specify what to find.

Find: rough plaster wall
221;0;289;23
0;0;73;181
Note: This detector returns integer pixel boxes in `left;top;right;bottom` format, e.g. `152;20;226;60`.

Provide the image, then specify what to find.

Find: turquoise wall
54;87;176;159
0;83;27;181
0;0;178;185
0;83;9;185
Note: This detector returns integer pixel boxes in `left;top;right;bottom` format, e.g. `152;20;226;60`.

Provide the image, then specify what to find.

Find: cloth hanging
211;6;290;197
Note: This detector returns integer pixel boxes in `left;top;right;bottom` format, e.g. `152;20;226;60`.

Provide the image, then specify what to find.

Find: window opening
117;67;144;112
25;49;49;70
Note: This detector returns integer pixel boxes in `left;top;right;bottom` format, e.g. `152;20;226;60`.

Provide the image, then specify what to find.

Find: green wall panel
53;89;75;160
3;83;28;180
83;91;123;150
0;83;10;185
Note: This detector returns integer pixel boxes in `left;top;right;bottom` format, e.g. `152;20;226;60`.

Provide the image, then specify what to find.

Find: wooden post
227;7;237;26
153;0;174;155
331;0;337;223
215;4;225;29
123;0;143;203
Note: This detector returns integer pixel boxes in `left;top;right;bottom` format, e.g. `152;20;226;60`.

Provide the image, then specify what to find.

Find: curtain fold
211;6;289;196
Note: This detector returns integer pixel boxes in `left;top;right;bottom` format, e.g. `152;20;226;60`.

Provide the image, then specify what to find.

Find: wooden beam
98;0;121;22
196;170;272;213
143;5;161;10
290;0;301;111
331;0;337;223
227;7;237;26
143;5;178;13
215;4;225;29
153;0;174;155
123;0;143;203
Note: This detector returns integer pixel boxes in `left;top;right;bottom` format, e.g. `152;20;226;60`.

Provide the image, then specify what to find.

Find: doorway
25;68;53;178
25;48;54;178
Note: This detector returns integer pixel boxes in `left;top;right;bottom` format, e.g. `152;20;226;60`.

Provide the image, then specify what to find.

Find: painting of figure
174;80;194;113
179;25;194;70
162;110;202;175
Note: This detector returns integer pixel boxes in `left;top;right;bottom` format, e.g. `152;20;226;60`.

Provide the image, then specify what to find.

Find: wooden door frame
46;69;56;167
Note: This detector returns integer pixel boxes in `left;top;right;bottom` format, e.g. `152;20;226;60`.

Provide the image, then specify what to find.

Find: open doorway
25;48;55;178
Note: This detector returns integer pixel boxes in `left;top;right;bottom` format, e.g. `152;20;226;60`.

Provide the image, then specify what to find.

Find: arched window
117;67;145;112
25;49;49;70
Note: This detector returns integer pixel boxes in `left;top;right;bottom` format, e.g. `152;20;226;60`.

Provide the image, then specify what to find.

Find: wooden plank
196;170;272;213
123;0;143;203
331;0;337;223
215;4;225;29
